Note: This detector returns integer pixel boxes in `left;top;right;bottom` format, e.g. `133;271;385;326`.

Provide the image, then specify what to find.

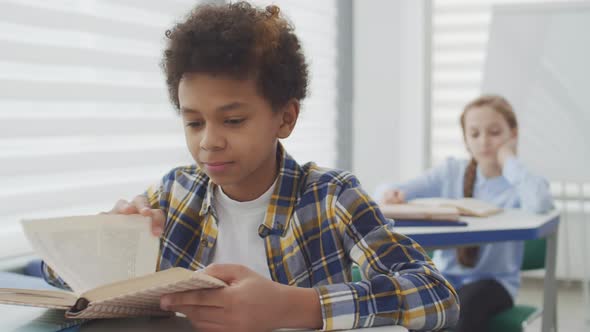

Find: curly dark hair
161;1;309;111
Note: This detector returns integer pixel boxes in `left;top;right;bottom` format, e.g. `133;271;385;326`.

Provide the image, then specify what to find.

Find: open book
380;197;502;222
409;198;502;217
0;215;225;319
379;204;461;221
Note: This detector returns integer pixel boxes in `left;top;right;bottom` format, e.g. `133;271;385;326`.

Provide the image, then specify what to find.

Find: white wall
353;0;429;197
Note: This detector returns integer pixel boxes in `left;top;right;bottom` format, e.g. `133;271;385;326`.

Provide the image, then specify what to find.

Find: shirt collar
199;143;302;237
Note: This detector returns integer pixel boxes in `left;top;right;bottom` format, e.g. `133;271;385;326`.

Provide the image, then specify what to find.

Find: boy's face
178;73;297;201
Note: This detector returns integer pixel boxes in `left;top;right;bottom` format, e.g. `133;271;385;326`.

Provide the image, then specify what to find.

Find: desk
79;316;406;332
397;209;560;332
0;305;406;332
0;273;407;332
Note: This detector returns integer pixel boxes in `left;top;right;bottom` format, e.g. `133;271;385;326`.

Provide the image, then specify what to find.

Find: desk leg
542;230;558;332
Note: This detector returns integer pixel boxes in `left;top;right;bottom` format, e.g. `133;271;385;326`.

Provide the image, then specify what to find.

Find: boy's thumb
203;264;249;284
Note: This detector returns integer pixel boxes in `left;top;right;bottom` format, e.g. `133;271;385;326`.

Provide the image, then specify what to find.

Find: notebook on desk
380;198;501;225
392;219;468;227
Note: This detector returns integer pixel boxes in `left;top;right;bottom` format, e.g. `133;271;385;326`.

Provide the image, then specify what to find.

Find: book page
69;269;225;319
456;198;502;217
21;215;160;294
408;198;456;207
0;288;77;309
409;198;501;217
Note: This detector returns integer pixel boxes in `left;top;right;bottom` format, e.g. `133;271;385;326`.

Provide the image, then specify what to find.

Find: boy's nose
200;128;225;151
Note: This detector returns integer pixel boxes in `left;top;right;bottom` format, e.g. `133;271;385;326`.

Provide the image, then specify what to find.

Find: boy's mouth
202;161;234;173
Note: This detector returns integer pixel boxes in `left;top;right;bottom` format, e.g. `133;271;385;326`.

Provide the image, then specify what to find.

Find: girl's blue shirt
376;156;554;300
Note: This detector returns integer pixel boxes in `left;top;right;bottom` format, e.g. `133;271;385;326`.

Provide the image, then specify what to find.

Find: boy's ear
511;127;518;138
277;99;300;139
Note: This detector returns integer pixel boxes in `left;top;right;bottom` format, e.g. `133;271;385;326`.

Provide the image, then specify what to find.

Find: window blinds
0;0;340;259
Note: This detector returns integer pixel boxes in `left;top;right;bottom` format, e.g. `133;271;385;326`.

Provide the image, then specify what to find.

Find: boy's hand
160;264;322;332
381;189;406;205
103;196;165;236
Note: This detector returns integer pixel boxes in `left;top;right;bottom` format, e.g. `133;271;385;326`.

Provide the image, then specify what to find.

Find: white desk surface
396;209;560;247
0;304;406;332
398;209;559;234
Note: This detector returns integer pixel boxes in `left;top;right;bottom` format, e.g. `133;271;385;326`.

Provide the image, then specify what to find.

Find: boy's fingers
161;288;225;308
151;209;166;236
204;264;250;284
110;199;136;214
131;195;150;213
105;196;164;236
134;203;165;236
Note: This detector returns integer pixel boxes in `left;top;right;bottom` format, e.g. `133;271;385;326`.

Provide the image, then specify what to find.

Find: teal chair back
520;238;546;271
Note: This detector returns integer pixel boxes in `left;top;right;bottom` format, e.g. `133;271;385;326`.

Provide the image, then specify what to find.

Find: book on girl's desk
409;198;502;217
379;198;501;226
380;204;461;221
379;205;467;227
0;215;226;320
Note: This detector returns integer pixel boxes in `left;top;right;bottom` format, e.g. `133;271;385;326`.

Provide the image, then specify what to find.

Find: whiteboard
482;2;590;181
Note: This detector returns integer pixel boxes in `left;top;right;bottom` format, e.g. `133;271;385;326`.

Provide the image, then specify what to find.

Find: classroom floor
517;277;589;332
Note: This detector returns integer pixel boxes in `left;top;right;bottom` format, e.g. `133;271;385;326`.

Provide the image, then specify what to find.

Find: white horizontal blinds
251;0;338;168
0;0;199;258
430;0;572;166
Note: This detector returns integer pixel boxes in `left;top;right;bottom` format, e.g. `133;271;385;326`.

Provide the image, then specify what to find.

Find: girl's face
463;105;517;167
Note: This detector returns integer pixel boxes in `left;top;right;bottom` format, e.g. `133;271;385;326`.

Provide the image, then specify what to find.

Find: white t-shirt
210;181;276;279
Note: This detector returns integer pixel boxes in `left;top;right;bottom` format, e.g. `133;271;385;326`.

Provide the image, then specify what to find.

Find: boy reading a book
43;2;459;331
377;95;554;332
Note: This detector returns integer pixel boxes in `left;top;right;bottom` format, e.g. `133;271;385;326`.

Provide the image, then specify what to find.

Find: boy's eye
225;118;245;125
186;121;204;128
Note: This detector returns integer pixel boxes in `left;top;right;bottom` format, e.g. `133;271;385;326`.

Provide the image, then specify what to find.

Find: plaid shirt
45;144;459;330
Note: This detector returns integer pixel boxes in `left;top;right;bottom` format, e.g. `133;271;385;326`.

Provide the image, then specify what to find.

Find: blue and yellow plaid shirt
45;144;459;330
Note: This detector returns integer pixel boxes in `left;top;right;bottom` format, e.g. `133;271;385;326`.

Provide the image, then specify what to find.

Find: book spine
71;297;90;313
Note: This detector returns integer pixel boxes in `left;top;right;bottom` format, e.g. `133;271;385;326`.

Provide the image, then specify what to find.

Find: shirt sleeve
374;158;455;202
40;261;71;291
143;167;181;210
502;156;554;213
314;181;460;331
144;181;163;209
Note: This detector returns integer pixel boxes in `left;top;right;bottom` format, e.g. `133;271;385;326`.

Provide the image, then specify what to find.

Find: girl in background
377;95;554;331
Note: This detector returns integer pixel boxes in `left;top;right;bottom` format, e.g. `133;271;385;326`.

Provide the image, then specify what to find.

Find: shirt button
200;239;209;247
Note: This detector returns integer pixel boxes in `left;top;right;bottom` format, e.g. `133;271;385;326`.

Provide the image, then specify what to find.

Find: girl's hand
160;264;322;332
497;137;518;167
382;189;406;204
